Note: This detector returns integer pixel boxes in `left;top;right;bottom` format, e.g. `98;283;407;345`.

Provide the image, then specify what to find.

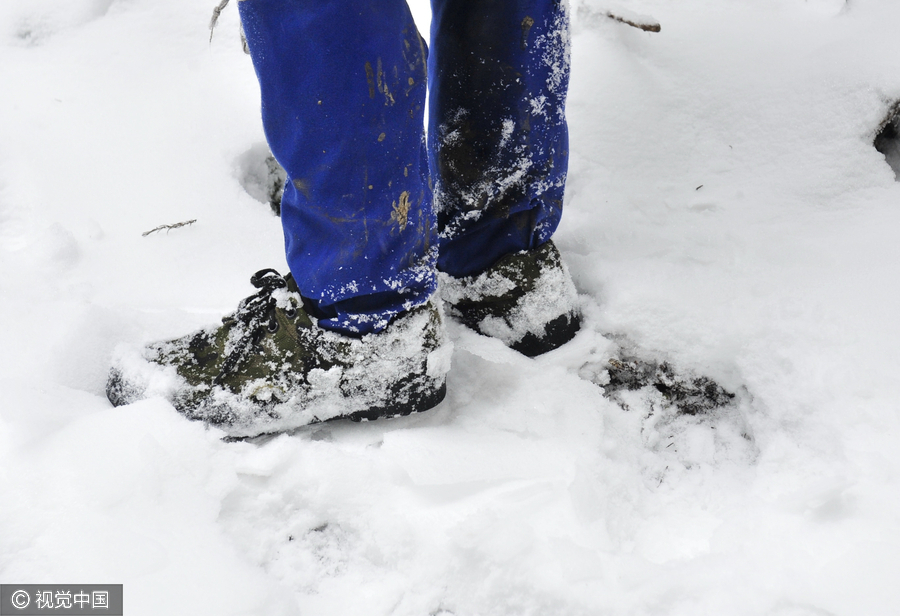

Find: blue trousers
238;0;570;335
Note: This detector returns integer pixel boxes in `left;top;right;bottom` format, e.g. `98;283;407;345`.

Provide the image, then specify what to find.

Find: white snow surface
2;0;900;613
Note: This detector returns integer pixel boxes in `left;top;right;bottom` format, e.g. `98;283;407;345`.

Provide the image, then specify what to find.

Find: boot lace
213;268;288;386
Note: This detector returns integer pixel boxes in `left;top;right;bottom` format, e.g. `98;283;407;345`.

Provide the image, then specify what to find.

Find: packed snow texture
2;0;900;614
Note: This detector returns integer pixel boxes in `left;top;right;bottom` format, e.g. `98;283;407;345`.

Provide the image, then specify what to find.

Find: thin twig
209;0;231;43
606;12;661;33
142;219;197;237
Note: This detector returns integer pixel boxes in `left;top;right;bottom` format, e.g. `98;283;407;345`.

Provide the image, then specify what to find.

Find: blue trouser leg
238;0;570;334
428;0;570;278
238;0;436;336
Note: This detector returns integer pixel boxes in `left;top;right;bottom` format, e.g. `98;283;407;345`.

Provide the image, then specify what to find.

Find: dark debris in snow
603;356;735;416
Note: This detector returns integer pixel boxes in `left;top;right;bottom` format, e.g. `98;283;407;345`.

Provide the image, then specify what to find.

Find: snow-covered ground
2;0;900;613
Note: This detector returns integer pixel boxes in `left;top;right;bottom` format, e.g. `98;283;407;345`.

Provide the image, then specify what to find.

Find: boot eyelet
267;319;279;333
284;307;297;319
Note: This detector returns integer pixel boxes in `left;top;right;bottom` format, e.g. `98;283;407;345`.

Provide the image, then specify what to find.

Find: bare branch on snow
606;12;661;33
209;0;231;43
142;219;197;237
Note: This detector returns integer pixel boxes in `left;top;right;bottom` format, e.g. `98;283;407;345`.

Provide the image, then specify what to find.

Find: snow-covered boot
107;269;451;437
439;241;580;357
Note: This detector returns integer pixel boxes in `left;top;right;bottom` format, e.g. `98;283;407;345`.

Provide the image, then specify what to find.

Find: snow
2;0;900;614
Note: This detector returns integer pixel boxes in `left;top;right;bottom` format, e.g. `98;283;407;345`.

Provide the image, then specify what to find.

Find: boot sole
345;380;447;422
218;380;447;442
509;311;582;357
